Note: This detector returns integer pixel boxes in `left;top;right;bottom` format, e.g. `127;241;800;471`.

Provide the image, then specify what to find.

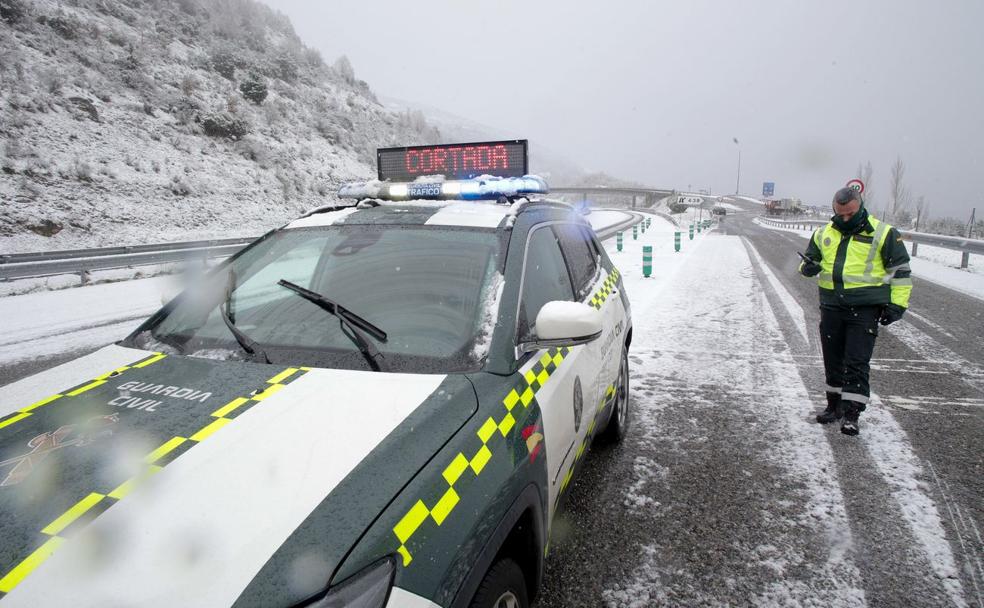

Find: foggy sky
263;0;983;220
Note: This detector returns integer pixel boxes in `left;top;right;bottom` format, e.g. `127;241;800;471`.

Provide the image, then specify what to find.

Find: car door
516;223;601;522
583;228;627;393
552;223;612;410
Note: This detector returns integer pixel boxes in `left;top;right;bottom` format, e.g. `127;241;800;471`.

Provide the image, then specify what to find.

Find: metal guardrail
634;208;681;227
0;211;646;283
757;216;983;267
0;238;255;282
594;211;644;240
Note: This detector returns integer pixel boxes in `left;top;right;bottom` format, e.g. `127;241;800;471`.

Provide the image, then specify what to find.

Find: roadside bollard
642;245;652;277
617;231;623;252
674;232;681;252
697;222;702;234
633;224;638;240
646;218;651;229
689;225;694;240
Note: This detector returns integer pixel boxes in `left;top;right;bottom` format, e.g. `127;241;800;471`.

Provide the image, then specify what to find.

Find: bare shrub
334;55;355;83
40;69;64;95
170;175;192;195
303;47;324;68
46;10;82;39
180;74;199;97
73;158;93;181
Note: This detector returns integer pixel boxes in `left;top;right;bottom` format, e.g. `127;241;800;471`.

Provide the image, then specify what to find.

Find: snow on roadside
0;275;170;366
586;209;634;232
600;231;865;606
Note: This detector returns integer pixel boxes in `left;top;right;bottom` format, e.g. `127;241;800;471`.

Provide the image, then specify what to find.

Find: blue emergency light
338;175;550;201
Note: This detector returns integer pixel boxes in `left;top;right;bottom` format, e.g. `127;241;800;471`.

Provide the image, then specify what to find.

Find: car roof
283;198;578;231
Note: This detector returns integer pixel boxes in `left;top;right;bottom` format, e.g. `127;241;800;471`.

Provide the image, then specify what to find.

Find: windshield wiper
277;279;387;371
221;273;271;363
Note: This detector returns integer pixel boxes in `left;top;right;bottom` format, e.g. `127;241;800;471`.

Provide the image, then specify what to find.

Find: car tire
468;558;529;608
599;346;630;443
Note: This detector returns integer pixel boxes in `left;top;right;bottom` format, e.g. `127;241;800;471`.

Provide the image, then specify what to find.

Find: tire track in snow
741;227;974;607
885;320;984;395
601;236;866;607
865;394;973;608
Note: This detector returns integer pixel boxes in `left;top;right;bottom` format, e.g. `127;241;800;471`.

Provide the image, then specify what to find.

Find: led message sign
377;140;528;181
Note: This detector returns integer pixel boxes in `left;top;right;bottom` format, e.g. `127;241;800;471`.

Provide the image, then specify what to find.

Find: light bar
338;175;549;201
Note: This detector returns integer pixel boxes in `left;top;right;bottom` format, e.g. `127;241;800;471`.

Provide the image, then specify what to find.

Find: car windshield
126;225;505;373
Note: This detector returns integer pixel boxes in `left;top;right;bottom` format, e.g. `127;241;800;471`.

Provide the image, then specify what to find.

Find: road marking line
906;310;957;340
928;463;984;606
742;237;810;344
865;393;969;607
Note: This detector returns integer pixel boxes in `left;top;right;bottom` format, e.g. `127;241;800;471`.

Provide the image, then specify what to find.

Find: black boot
840;401;863;436
816;392;843;424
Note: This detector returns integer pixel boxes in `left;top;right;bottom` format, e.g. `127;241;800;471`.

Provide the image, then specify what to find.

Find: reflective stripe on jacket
799;215;912;308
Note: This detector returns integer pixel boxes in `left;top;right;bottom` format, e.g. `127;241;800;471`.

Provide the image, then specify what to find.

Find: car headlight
306;557;395;608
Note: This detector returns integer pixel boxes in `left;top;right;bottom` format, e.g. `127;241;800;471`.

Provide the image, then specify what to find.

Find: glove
879;304;905;326
800;258;822;277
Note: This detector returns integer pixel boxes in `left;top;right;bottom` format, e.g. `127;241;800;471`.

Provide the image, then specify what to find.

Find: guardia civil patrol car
0;140;632;608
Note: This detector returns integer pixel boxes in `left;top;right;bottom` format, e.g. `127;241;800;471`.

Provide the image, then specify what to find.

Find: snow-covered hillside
0;0;441;253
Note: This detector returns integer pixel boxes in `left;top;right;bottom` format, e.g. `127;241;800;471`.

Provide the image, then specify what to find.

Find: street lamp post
733;137;741;195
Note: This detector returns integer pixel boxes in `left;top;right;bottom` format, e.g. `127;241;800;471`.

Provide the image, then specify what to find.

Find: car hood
0;345;476;607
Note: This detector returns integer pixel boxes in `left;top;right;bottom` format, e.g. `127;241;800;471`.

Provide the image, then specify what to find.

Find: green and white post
697;221;702;234
642;245;652;277
689;224;694;240
617;231;623;251
632;224;638;240
674;231;681;252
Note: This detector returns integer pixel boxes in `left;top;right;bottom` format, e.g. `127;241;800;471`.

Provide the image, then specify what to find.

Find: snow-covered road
538;209;981;608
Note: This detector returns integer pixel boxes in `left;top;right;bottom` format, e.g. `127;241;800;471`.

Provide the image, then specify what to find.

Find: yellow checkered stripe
0;366;307;596
554;383;617;512
588;268;621;310
0;352;168;433
392;348;572;567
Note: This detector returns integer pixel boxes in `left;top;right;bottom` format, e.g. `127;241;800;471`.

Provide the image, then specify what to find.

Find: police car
0;140;632;608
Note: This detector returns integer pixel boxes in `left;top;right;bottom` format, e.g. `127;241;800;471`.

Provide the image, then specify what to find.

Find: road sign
762;182;775;197
679;196;704;206
846;179;865;194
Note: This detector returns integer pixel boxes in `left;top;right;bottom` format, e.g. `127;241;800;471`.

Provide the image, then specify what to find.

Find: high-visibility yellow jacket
799;214;912;308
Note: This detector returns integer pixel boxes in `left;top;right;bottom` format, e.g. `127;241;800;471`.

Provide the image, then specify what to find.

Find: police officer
799;186;912;435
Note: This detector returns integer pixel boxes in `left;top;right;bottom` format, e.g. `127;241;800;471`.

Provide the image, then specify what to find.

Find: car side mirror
518;301;603;354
